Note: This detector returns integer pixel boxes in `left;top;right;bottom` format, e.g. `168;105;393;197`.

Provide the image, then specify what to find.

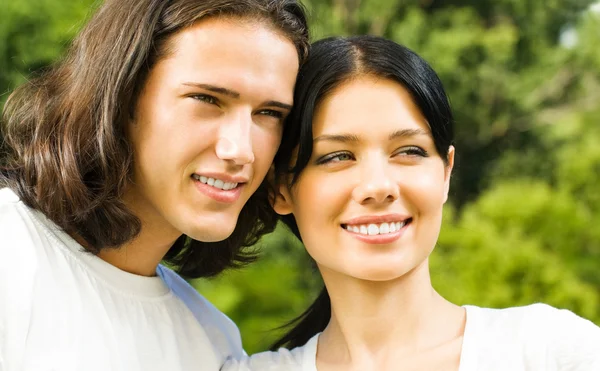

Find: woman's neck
317;260;466;370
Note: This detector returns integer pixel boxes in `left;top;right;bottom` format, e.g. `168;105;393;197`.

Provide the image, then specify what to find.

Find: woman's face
275;76;454;282
126;17;298;245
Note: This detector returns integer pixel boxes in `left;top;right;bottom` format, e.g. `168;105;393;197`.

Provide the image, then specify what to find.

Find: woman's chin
334;256;428;283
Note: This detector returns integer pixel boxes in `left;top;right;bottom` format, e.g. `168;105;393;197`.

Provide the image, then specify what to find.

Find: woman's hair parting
0;0;309;278
271;35;454;349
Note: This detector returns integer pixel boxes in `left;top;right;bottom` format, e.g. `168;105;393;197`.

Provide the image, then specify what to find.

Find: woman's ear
443;146;455;204
266;166;294;215
272;182;294;215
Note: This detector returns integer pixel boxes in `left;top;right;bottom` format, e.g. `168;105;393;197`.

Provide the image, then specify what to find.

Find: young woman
0;0;308;370
223;36;600;370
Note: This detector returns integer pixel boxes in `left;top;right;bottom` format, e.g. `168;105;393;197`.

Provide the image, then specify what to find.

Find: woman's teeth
192;175;238;191
344;221;406;235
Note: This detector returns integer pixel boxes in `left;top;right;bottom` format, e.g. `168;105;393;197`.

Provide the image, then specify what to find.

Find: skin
274;76;465;370
98;17;299;276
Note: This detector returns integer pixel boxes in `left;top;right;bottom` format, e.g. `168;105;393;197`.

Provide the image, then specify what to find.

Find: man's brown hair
0;0;309;278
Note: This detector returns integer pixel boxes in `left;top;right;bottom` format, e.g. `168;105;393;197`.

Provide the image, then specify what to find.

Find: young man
0;0;309;370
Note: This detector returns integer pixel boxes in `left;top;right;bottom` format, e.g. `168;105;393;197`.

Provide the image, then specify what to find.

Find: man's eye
258;109;284;119
191;94;218;105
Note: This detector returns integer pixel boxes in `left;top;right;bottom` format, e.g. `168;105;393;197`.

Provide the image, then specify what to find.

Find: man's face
126;17;299;246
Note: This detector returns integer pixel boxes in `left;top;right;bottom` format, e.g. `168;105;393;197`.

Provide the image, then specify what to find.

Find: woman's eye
191;94;218;105
395;146;429;158
317;152;355;165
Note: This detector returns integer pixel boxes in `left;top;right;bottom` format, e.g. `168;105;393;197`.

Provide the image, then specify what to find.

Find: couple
0;0;598;370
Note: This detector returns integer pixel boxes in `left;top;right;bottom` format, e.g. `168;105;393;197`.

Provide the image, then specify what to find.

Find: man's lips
192;177;245;203
191;172;249;191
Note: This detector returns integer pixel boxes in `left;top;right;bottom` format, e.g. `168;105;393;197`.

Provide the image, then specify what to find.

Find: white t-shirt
223;304;600;370
0;187;243;371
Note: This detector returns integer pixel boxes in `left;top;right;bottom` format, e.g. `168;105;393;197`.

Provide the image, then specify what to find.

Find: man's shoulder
0;187;44;266
0;187;27;227
222;340;317;371
156;264;244;359
156;264;232;322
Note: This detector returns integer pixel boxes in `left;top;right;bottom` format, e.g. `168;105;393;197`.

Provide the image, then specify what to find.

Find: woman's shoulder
466;302;599;333
222;334;319;371
463;303;600;369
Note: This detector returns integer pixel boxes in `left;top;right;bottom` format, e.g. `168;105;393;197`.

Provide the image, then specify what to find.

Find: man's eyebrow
388;128;429;140
182;83;240;98
313;133;361;143
182;83;292;110
264;101;293;111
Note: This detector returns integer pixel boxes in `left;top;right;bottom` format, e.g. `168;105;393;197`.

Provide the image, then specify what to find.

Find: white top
223;304;600;370
0;187;243;371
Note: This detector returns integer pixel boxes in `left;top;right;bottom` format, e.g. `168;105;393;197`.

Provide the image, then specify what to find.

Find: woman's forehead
311;77;430;139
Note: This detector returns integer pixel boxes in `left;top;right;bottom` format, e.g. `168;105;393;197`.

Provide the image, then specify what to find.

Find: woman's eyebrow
313;133;360;143
388;128;429;140
314;128;429;143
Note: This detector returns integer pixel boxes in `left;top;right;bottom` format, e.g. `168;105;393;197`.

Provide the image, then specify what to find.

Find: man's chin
184;225;237;243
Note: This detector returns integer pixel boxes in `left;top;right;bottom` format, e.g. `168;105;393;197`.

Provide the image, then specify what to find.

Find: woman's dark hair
0;0;309;279
271;35;455;349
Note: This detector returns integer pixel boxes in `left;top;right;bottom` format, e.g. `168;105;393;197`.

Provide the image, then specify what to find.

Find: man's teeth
345;222;406;235
193;175;238;190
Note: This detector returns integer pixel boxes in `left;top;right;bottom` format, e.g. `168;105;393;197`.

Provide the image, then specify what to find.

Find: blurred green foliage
0;0;95;100
1;0;599;354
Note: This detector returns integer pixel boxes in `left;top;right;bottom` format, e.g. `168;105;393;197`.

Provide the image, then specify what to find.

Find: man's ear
272;183;294;215
443;145;455;204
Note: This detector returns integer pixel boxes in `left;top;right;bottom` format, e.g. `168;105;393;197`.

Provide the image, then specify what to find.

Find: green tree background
2;0;599;354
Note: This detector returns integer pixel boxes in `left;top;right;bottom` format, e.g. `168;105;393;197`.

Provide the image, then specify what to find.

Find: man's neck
96;231;180;276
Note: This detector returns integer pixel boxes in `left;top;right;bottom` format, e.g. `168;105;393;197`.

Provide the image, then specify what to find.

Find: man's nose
215;113;254;165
